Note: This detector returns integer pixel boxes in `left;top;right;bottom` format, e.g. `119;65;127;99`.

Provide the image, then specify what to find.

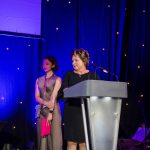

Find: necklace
45;72;54;79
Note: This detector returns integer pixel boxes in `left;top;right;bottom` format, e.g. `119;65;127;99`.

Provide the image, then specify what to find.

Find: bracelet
49;110;53;113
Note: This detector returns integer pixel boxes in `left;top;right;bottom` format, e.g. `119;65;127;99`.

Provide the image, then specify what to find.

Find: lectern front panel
87;97;122;150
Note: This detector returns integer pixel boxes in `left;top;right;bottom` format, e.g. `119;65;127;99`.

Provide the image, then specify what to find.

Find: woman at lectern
63;48;99;150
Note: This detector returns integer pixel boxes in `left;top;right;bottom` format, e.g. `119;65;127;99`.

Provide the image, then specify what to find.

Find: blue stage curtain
0;0;150;148
41;0;150;138
0;34;42;145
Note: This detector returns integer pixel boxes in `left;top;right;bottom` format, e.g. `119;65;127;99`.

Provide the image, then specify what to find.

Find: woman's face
72;54;85;71
42;59;53;72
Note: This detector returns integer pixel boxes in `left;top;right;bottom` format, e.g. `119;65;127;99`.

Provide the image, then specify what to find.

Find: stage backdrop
41;0;150;138
0;0;150;148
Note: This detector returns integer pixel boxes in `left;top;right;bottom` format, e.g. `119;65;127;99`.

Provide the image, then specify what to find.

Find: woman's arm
46;77;62;124
49;77;62;108
35;79;49;107
35;79;45;105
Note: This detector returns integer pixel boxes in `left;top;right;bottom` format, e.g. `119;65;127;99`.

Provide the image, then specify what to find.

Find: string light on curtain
28;44;31;47
6;47;9;51
68;1;71;4
12;126;16;129
137;65;141;69
107;5;111;8
124;53;127;57
142;44;144;47
138;93;144;102
142;10;146;13
140;94;144;98
19;101;23;104
16;67;20;70
125;103;129;106
0;96;5;100
102;48;105;51
116;32;119;35
56;27;59;31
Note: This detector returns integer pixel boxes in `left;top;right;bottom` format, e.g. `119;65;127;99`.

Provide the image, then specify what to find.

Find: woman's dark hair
44;56;58;71
72;48;90;67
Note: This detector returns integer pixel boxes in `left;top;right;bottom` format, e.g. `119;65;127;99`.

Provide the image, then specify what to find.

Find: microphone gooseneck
91;61;119;81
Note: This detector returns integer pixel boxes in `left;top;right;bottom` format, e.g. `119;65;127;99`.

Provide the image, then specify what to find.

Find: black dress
63;71;99;143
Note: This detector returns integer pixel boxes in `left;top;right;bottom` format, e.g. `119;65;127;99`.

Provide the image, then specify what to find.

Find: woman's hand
47;101;55;109
43;101;54;109
46;113;53;126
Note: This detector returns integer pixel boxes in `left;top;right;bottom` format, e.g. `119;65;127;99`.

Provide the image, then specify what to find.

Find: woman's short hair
44;56;58;71
72;48;90;67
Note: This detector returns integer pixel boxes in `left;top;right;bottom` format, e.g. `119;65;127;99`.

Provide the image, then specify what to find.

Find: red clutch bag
41;118;51;137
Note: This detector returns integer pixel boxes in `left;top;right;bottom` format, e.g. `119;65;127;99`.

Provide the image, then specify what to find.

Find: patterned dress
35;74;62;150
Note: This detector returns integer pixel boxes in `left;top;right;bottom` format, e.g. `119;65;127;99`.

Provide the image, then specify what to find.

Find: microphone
91;61;119;81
